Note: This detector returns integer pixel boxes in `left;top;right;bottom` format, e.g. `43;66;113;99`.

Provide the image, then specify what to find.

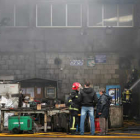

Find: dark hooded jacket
80;88;98;107
97;93;112;119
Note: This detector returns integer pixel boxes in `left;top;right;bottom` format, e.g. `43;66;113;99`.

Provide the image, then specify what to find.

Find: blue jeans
80;106;95;135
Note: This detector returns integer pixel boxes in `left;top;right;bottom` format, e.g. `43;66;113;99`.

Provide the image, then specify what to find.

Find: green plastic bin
8;116;34;134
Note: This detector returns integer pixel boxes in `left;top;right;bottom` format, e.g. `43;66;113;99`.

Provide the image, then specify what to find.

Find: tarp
0;96;19;126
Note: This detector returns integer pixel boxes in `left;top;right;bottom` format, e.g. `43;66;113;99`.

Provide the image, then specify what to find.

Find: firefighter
122;89;132;118
122;89;132;104
68;82;81;134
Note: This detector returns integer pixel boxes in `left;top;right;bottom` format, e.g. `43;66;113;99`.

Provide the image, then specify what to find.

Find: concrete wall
0;0;140;101
0;0;140;53
0;52;139;101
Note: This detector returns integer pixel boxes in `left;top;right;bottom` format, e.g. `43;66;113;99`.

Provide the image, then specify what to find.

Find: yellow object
1;133;140;138
122;90;132;102
69;105;79;111
14;113;18;115
126;90;131;101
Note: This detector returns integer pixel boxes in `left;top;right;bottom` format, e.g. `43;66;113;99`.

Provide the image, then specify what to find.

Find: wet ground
1;119;140;139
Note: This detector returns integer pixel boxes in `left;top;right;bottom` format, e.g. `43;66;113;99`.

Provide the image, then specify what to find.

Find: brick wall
0;52;122;100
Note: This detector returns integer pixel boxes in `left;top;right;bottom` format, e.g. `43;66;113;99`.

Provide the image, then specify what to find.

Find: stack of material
55;104;66;108
0;96;19;126
0;83;20;127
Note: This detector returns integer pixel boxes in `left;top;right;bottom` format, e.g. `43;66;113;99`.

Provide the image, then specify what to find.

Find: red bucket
95;118;100;131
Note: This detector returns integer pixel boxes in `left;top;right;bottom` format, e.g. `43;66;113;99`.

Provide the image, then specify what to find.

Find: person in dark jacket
68;82;81;134
97;87;111;135
80;81;98;135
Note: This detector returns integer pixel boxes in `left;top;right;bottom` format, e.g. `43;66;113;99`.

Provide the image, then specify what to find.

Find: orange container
95;118;100;131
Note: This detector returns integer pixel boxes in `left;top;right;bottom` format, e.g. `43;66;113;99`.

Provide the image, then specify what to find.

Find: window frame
0;4;15;28
118;4;134;27
14;4;30;27
36;2;82;28
0;4;30;28
45;87;56;99
87;3;134;28
0;2;134;28
66;3;82;27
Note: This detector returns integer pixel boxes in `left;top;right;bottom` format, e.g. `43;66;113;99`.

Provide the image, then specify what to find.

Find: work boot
98;133;106;136
70;130;76;135
75;132;80;135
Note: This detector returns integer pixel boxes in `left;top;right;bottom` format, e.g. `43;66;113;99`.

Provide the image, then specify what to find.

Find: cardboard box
37;104;41;110
30;97;34;102
55;104;66;108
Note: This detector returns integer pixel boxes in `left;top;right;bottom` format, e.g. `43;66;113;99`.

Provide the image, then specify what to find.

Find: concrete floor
1;120;140;139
